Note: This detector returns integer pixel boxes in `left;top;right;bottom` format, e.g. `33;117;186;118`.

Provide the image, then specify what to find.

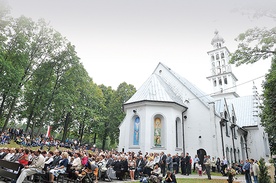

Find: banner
46;126;51;138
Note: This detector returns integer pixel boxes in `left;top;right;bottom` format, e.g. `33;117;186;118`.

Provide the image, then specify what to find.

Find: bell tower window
224;77;228;84
216;54;219;60
219;78;222;85
213;79;217;87
211;55;215;61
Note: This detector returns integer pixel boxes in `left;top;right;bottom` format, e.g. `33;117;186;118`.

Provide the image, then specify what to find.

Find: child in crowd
198;164;202;176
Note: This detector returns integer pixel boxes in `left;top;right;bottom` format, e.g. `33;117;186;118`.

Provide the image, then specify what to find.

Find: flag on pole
46;126;51;138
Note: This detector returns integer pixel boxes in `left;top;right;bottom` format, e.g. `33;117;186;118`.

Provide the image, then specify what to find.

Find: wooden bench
0;159;23;181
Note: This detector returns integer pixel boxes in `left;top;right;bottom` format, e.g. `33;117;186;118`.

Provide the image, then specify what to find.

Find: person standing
243;159;252;183
185;153;191;175
175;153;180;174
180;153;185;175
204;155;211;180
251;159;259;183
166;153;173;172
216;157;221;173
159;151;167;177
193;155;199;172
221;156;228;176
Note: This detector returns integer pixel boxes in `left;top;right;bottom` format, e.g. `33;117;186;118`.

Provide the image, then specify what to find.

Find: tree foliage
0;3;137;149
258;158;270;183
230;27;276;154
230;27;276;66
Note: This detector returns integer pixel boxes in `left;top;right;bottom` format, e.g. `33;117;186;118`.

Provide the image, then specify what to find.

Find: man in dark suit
136;155;145;177
159;151;167;176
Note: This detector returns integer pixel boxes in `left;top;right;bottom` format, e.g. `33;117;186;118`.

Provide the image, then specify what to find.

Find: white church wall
119;102;184;155
246;127;270;161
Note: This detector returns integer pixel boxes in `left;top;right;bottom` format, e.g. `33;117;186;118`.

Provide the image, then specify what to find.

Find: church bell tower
206;30;239;99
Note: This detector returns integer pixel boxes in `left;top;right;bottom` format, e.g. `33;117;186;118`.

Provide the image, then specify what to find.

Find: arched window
218;68;221;74
219;78;222;85
212;62;215;68
216;54;219;60
154;117;162;147
211;55;215;61
237;149;240;163
224;77;228;84
133;117;140;145
213;79;217;87
226;147;230;164
221;52;225;58
175;118;182;148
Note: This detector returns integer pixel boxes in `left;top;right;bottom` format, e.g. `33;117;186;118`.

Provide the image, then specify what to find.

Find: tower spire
206;30;239;99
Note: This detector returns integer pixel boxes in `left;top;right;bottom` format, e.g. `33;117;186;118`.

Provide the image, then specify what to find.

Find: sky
5;0;276;97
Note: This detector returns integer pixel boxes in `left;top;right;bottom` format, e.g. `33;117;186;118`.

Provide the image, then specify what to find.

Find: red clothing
18;154;29;166
81;156;88;166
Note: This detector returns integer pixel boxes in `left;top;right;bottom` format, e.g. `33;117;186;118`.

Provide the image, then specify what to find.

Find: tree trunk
62;112;70;143
101;122;109;150
2;96;17;132
79;120;85;145
93;133;97;144
0;93;7;119
25;108;34;133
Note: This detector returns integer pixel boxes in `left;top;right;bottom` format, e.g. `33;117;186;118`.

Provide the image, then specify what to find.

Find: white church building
118;31;270;164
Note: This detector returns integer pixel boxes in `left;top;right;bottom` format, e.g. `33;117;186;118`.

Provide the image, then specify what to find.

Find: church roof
211;30;225;46
227;95;257;127
125;73;186;107
125;62;214;109
162;64;214;108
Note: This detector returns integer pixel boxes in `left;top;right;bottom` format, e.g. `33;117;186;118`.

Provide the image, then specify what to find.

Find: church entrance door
197;148;206;165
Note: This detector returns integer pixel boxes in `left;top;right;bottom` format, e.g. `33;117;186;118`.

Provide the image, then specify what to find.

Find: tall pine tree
258;158;270;183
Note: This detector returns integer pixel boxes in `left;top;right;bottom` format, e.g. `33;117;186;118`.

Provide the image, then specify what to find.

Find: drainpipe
220;119;226;157
244;133;249;159
231;124;236;163
182;110;187;155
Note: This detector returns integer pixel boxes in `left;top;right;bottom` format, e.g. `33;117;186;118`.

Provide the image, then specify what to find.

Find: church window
212;68;216;75
234;149;237;163
222;59;225;65
221;52;225;58
237;149;240;163
263;135;269;156
230;148;233;164
212;62;215;68
226;147;230;163
216;54;219;60
211;55;215;61
224;77;228;84
225;122;229;137
154;117;162;147
175;118;182;148
133;117;140;145
213;79;217;87
219;78;222;85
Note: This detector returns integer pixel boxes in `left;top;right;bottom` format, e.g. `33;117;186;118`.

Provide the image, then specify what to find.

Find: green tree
230;27;276;154
258;158;270;183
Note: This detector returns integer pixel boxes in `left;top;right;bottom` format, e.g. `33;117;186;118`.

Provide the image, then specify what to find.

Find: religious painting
154;117;161;146
133;117;140;145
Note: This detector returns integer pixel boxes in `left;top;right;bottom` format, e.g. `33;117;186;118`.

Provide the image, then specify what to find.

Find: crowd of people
0;128;268;183
0;128;89;150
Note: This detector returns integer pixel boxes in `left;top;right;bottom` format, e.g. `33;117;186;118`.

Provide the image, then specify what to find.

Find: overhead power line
188;75;265;101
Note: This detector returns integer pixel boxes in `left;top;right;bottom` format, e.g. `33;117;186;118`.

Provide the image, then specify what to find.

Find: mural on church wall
133;117;140;145
154;117;162;146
